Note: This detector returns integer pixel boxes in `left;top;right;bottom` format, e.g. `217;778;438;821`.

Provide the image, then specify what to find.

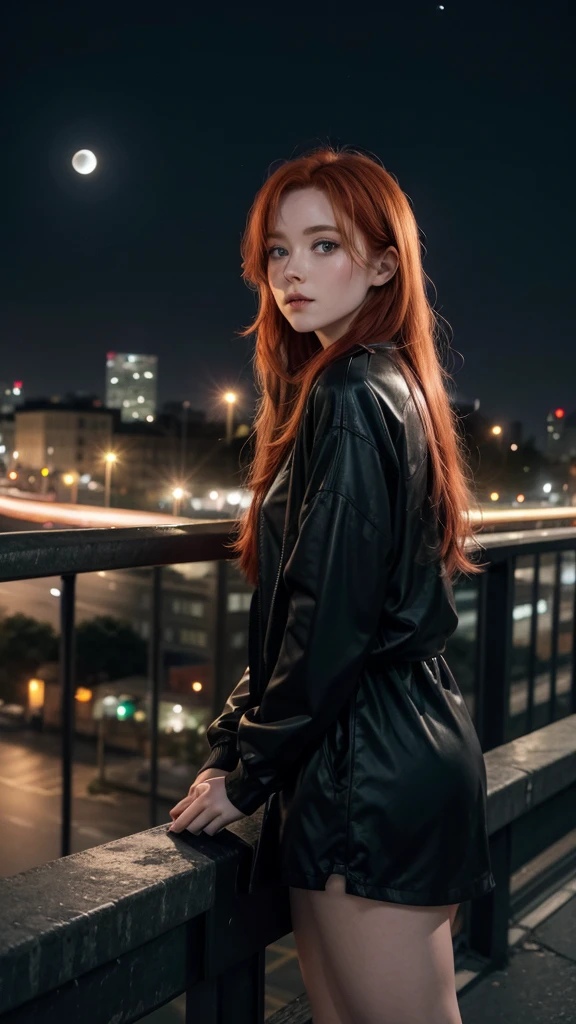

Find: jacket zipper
270;526;287;620
259;519;287;692
250;503;281;892
261;449;294;685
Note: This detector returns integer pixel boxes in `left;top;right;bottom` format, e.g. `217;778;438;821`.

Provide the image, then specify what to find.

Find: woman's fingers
170;796;192;818
169;771;230;818
170;784;213;834
199;813;227;837
183;809;215;834
169;786;203;818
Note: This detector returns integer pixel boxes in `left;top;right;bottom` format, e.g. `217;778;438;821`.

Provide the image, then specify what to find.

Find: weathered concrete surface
0;817;258;1015
485;716;576;834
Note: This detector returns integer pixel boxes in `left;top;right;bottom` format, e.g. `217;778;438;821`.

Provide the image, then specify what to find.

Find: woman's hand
168;769;247;836
169;767;228;822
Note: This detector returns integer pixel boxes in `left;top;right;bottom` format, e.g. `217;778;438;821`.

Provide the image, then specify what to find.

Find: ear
371;245;399;288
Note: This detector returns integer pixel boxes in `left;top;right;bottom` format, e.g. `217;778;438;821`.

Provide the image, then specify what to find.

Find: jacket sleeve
224;385;396;816
195;662;252;774
195;590;258;774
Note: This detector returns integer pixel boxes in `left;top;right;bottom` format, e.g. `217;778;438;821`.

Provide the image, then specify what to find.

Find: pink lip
287;298;313;307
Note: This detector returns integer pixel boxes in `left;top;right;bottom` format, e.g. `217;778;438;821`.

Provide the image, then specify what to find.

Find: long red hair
226;145;486;587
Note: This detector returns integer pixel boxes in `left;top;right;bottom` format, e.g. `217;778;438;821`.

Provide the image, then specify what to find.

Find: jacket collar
333;340;397;360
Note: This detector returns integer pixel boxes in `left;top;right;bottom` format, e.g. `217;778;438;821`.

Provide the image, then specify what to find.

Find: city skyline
3;3;573;448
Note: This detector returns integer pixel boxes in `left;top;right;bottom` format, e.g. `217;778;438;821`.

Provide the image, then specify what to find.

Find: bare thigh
289;879;351;1024
291;873;462;1024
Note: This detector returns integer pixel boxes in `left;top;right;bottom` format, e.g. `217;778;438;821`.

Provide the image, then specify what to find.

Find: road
0;727;177;878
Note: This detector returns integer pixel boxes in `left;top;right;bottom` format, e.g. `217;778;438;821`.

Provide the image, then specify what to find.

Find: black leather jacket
198;340;494;904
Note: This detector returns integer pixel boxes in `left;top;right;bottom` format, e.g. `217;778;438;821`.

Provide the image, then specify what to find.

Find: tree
0;614;58;704
75;616;147;685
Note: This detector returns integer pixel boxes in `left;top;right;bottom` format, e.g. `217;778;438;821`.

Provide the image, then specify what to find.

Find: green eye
267;240;340;258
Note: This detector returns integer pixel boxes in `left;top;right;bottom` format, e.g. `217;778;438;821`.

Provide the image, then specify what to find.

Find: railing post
572;548;576;715
149;565;162;827
186;848;270;1024
526;552;540;733
468;825;512;969
549;550;562;723
60;573;76;858
213;559;229;718
186;948;266;1024
477;558;515;750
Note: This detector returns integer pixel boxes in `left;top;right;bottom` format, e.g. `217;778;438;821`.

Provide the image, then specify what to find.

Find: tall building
546;407;567;458
0;380;24;414
105;352;158;424
15;401;113;477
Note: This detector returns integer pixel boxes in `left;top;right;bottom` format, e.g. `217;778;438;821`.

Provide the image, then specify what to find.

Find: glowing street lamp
172;486;184;516
104;452;117;508
223;391;237;444
62;470;79;504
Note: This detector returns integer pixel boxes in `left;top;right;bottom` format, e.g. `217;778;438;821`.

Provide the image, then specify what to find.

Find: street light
62;471;79;504
180;400;190;479
104;452;117;508
223;391;237;444
491;425;506;470
172;486;184;516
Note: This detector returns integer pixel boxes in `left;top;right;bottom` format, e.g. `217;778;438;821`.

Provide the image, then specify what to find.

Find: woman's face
266;187;398;350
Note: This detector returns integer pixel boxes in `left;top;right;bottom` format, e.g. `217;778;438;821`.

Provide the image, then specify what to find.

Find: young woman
168;146;495;1023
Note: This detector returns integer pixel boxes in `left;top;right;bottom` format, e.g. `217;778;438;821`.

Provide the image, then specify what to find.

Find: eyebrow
266;224;341;239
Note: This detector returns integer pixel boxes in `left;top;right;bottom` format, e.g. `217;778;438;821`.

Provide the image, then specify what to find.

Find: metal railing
0;517;575;860
0;714;575;1022
0;513;575;1021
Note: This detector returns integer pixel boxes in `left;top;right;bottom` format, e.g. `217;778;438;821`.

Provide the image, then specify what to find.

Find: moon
72;150;97;175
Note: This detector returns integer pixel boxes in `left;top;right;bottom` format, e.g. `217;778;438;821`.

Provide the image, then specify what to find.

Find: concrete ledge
0;817;260;1015
485;715;576;835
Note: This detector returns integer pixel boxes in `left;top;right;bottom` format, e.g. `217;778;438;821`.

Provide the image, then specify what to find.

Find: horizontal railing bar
472;526;576;561
0;521;575;582
0;825;223;1015
0;522;236;582
0;811;277;1018
483;715;576;834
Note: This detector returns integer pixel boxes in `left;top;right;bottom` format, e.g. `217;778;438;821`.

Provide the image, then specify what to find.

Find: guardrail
0;520;575;858
0;714;574;1022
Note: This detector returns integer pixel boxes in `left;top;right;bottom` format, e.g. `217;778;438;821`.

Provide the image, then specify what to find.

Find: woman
168;146;495;1024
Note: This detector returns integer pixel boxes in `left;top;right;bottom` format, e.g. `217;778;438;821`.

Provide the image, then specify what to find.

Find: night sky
2;2;574;445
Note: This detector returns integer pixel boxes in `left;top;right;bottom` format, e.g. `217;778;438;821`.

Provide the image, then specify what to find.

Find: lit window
227;592;252;612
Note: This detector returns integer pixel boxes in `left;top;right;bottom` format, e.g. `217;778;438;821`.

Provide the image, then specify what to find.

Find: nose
283;262;304;283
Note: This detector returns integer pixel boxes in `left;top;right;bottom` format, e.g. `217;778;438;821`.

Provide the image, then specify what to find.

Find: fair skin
168;768;241;835
169;187;462;1023
266;185;399;350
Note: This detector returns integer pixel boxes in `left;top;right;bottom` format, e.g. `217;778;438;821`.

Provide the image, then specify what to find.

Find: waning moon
72;150;97;175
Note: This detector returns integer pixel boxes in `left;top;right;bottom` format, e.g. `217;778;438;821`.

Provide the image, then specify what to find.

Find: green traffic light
116;699;136;720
